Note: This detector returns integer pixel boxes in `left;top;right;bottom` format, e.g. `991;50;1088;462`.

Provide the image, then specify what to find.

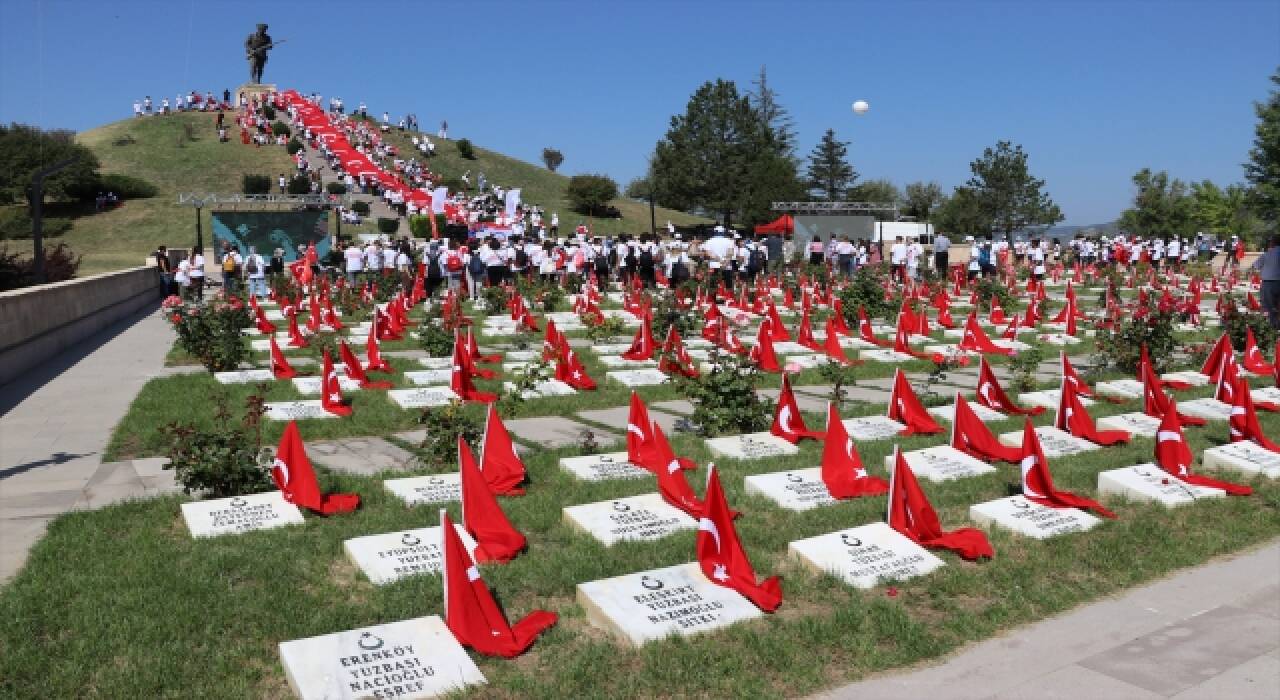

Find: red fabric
958;312;1013;355
750;322;782;373
658;326;700;378
887;369;944;435
1055;379;1129;446
976;356;1044;415
320;350;352;417
821;402;889;498
1061;351;1092;396
451;338;497;403
697;466;782;612
621;315;655;361
950;394;1024;463
796;308;820;350
647;423;709;518
766;303;792;342
458;438;527;562
254;306;277;334
1214;352;1242;405
1156;402;1252;495
468;329;501;364
271;421;359;515
829;298;851;336
753;214;794;234
555;348;599;389
1242;327;1274;375
627;392;659;467
1142;359;1207;426
269;336;297;379
857;306;891;346
1199;333;1233;378
1019;419;1116;518
1228;376;1280;451
286;312;309;348
440;510;556;657
339;340;393;389
770;375;824;444
365;325;393;373
888;449;993;560
480;404;528;495
824;316;855;364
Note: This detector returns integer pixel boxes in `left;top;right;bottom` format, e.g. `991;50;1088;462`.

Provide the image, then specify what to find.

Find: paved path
0;307;180;583
817;540;1280;700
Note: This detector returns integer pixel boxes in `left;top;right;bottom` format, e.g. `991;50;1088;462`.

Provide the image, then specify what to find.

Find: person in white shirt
343;242;364;284
365;242;382;273
835;237;856;276
189;249;205;299
1029;240;1047;280
702;226;736;287
382;241;398;272
176;256;192;300
133;100;142;118
967;238;981;281
905;237;922;280
889;236;908;282
244;246;267;299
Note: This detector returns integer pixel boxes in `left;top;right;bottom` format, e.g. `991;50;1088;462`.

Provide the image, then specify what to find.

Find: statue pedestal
236;83;277;107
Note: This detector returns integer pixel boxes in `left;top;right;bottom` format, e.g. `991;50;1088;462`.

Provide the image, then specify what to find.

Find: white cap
714;225;726;233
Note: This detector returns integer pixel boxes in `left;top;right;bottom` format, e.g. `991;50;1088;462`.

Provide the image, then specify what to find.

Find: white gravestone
383;474;462;506
743;467;836;511
558;452;650;481
789;522;944;589
388;388;460;409
997;426;1101;458
1035;333;1082;346
591;343;635;354
1176;398;1233;422
503;379;576;399
843;416;907;441
278;615;485;700
969;495;1102;539
882;445;997;482
180;491;305;538
1096;412;1162;438
607;369;670;387
859;349;916;363
293;376;362;395
344;335;370;347
779;354;830;370
403;370;452;386
265;400;337;421
704;432;800;460
417;356;453;369
1251;387;1280;405
1202;441;1280;478
598;355;658;369
927;402;1009;424
1095;379;1145;400
1097;464;1224;507
991;339;1032;352
503;350;539;362
343;524;479;585
562;493;697;546
1016;390;1096;411
214;369;275;384
1161;371;1210;387
576;562;763;647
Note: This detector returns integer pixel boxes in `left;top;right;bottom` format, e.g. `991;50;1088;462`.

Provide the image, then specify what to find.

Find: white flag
504;188;521;218
432;187;449;214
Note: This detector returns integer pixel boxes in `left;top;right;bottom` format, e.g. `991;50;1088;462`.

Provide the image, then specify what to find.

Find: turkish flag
1019;419;1116;518
271;421;359;515
480;404;528;495
1156;401;1252;495
458;438;527;562
440;510;556;657
339;340;392;390
820;402;889;498
770;374;824;444
320;349;352;417
696;465;782;612
887;369;943;435
1054;379;1129;446
975;356;1044;416
888;448;993;560
269;336;297;380
648;423;710;519
950;393;1024;463
555;348;598;390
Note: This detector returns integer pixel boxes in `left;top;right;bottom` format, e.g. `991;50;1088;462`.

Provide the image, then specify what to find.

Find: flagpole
886;446;898;524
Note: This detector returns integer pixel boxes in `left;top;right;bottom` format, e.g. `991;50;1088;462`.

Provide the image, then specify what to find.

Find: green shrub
417;318;454;357
1221;304;1277;353
376;217;399;234
163;295;252;372
416;401;483;469
242;174;271;195
456;138;476;159
566;174;619;216
66;173;158;201
286;175;311;195
679;350;770;436
1007;345;1044;392
837;264;895;322
285;137;303;155
408;214;433;238
159;390;273;498
325;182;347;195
0;242;81;290
271;121;290;137
1094;310;1176;373
351;200;371;215
974;277;1018;312
481;285;508;316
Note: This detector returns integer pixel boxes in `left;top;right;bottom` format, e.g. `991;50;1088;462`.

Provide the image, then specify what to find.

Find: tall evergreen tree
1244;68;1280;228
901;181;945;221
805;128;856;202
965;140;1062;240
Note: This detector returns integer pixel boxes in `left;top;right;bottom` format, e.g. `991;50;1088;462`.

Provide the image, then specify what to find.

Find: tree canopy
964;140;1062;239
565;174;618;216
1244;67;1279;229
0;123;100;206
805;128;856;202
542;148;564;172
901;181;944;221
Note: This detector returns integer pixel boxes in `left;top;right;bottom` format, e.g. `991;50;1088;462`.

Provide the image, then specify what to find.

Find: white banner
431;187;449;214
504;188;521;219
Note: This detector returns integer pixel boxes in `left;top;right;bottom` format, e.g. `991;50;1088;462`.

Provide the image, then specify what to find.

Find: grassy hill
7;113;706;275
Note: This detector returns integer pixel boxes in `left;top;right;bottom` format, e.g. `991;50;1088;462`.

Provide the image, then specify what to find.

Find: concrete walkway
0;307;180;583
818;540;1280;700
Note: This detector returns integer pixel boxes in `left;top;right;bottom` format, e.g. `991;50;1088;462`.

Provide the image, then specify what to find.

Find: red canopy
755;214;794;234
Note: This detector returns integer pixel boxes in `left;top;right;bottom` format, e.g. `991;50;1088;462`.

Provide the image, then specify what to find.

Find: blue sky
1;0;1276;224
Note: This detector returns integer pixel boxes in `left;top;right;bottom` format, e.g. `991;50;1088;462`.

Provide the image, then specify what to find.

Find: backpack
222;255;236;273
445;251;463;272
594;250;610;275
245;256;259;275
749;247;766;272
468;252;486;276
514;248;528;267
427;252;443;280
638;246;655;270
625;246;638;269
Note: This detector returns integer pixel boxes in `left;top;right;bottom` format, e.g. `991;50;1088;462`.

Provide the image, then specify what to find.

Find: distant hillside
22;113;706;275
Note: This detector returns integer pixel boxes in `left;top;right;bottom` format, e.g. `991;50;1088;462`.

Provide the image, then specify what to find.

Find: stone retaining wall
0;267;161;386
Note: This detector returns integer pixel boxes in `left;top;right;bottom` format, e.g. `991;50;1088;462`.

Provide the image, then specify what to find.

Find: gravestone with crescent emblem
882;445;998;482
1097;464;1225;507
558;452;650;481
1201;441;1280;478
842;415;907;441
383;473;462;506
278;615;485;699
704;432;800;460
343;524;480;584
997;426;1101;458
180;490;305;538
787;522;945;589
1095;379;1145;400
562;493;698;546
969;494;1103;539
388;387;460;409
292;376;362;395
1096;412;1162;438
743;467;837;511
606;369;671;387
264;400;338;421
576;562;764;647
402;370;452;386
1013;389;1096;411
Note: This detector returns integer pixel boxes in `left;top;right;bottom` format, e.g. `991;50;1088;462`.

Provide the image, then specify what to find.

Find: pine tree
1244;68;1280;228
806;129;856;202
965;141;1062;240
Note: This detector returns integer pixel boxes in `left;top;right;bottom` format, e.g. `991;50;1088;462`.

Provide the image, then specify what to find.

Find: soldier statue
245;23;274;84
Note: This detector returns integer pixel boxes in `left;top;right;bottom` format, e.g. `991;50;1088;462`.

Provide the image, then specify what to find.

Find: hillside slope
27;112;705;275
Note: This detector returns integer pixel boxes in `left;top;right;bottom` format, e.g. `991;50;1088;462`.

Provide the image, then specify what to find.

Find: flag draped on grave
888;369;944;435
1155;402;1252;495
950;393;1025;463
269;336;298;379
976;357;1044;415
271;421;360;515
888;448;993;560
339;340;393;389
480;404;528;495
1228;376;1280;451
821;403;890;498
1019;418;1117;518
320;349;353;417
696;465;782;612
1054;380;1129;446
440;510;556;657
458;438;528;562
770;374;825;443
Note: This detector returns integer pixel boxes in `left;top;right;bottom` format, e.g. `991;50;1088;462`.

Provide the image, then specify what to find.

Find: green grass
8;295;1280;698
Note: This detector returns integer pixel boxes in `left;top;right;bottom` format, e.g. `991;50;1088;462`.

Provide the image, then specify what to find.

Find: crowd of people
132;89;234;118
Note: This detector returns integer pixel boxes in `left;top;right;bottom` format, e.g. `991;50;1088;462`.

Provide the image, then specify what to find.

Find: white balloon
852;100;870;115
